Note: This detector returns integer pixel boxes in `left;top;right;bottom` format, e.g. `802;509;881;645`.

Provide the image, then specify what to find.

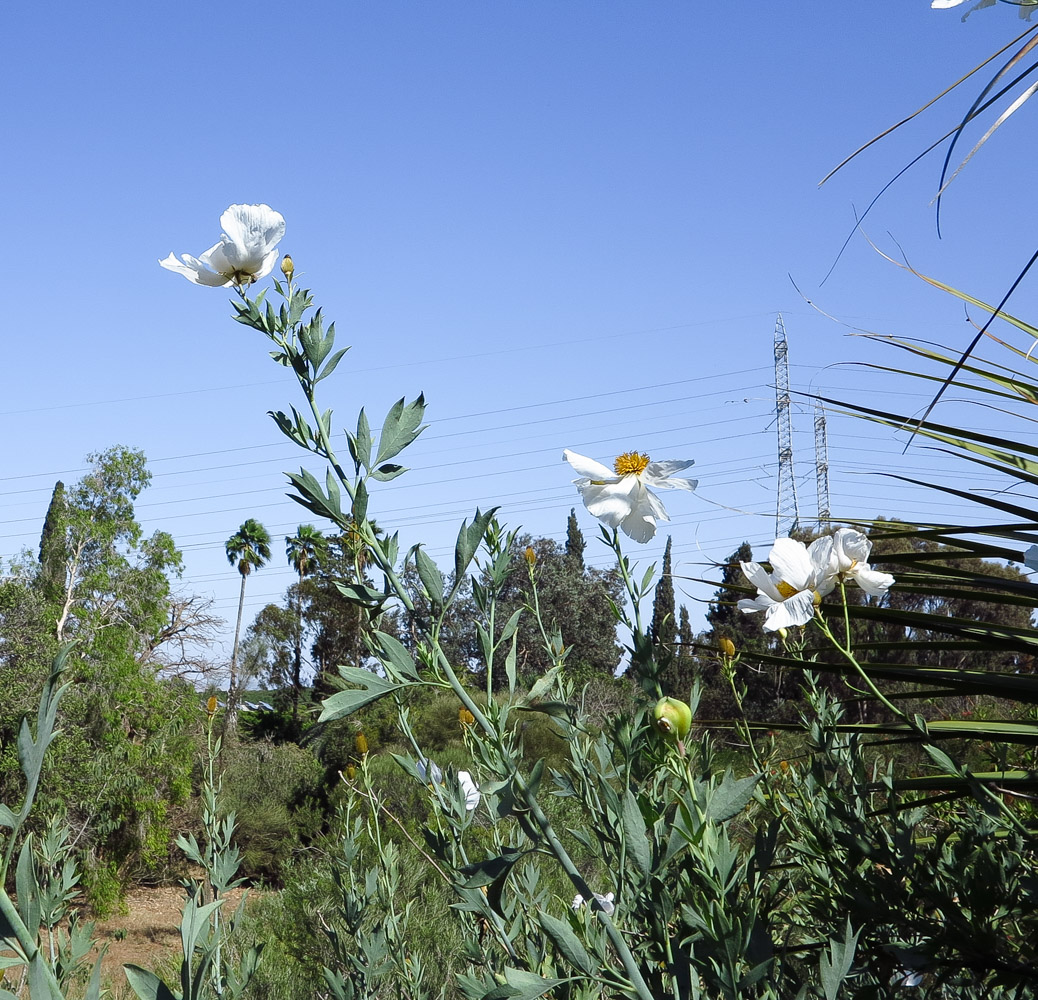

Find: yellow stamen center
776;580;798;599
613;451;650;476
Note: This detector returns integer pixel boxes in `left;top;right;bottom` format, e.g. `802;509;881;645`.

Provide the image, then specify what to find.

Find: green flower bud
652;696;692;741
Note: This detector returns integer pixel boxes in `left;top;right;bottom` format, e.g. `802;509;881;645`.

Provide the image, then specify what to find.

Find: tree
650;536;676;656
565;508;586;570
492;531;624;685
225;518;272;731
1;447;198;899
285;525;328;720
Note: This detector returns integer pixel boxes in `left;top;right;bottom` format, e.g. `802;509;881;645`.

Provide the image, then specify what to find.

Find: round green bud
652;696;692;741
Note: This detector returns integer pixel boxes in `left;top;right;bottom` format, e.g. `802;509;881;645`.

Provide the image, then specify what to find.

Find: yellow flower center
613;451;650;476
776;580;798;599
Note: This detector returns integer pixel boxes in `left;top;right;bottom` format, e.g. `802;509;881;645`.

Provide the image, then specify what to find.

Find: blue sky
3;2;1036;661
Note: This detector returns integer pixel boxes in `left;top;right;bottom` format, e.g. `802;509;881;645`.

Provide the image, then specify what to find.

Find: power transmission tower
814;401;831;529
774;314;800;537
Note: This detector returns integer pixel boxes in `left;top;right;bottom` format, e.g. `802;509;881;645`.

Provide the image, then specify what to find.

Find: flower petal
563;449;617;481
644;460;696;489
763;590;817;631
220;203;286;268
458;770;481;811
158;252;230;286
852;566;895;597
768;537;815;591
741;561;783;602
620;507;658;543
579;478;639;527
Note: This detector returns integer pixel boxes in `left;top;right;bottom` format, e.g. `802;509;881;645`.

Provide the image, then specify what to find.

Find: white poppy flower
457;770;481;811
159;204;285;287
738;536;836;631
572;890;615;915
563;449;696;543
416;758;443;785
931;0;969;8
416;759;479;811
827;528;894;597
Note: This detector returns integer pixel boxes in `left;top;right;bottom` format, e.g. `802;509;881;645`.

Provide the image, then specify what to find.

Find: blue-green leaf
319;667;409;722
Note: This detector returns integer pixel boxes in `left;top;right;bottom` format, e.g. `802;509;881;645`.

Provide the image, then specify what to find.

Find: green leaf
123;964;180;1000
415;548;444;611
333;581;386;607
820;920;860;1000
622;789;652;877
459;848;524;888
349;408;372;471
319;667;409;722
500;968;568;1000
372;631;421;682
454;508;499;583
375;394;427;465
316;346;350;383
370;462;407;482
538;910;593;974
706;771;762;823
0;805;15;829
515;701;575;721
522;664;562;707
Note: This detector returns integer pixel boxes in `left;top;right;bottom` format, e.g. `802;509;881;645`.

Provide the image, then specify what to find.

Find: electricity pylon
774;314;800;538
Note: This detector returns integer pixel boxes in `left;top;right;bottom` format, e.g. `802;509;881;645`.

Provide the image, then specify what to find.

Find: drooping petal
618;481;666;541
851;566;895;597
619;506;658;543
644;460;697;489
563;449;618;481
158;251;231;286
579;477;640;527
738;594;776;615
763;590;817;631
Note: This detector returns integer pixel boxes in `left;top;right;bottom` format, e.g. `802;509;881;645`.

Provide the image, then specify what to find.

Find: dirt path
93;885;252;987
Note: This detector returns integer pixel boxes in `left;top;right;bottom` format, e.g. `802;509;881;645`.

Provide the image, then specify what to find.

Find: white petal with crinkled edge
851;566;894;597
579;477;639;525
768;538;817;591
158;252;232;286
741;562;784;603
738;594;775;616
620;508;657;543
563;449;618;482
644;460;696;489
220;204;286;266
763;590;817;631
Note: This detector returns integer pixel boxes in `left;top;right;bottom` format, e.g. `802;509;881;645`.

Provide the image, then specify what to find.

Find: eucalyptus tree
225;518;272;729
285;524;327;718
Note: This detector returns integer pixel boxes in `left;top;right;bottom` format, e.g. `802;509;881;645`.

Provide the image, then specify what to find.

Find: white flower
458;770;481;811
416;758;443;785
738;536;836;631
563;449;696;543
827;528;894;597
159;204;285;287
931;0;969;8
416;758;479;812
572;891;615;915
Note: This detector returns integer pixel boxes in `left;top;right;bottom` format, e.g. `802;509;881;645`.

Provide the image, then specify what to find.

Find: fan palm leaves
285;524;327;718
225;518;272;730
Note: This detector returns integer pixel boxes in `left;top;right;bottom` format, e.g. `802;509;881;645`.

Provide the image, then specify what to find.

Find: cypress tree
650;536;676;655
565;509;585;570
38;481;67;603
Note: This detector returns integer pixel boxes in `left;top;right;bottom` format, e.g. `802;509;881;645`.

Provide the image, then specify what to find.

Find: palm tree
225;518;271;731
285;524;327;720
